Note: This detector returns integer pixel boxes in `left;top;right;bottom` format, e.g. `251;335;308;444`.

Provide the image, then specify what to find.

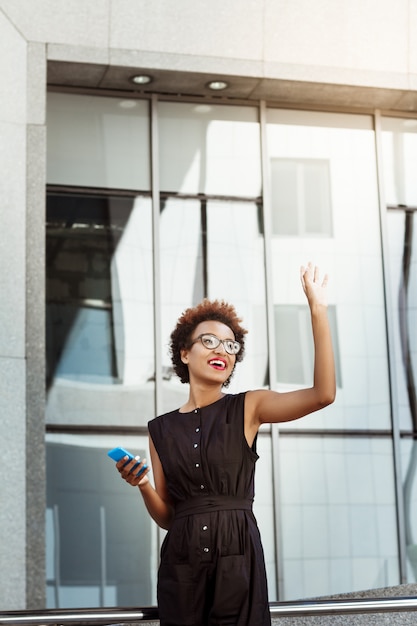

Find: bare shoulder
244;389;279;427
245;389;276;410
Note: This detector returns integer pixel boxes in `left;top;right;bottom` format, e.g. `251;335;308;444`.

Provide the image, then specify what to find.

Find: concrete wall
0;0;415;611
0;7;46;610
1;0;416;91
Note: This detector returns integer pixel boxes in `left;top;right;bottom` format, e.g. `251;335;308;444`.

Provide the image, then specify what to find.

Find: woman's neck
181;386;225;412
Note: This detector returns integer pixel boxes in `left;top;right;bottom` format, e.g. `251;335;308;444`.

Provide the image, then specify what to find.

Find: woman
116;262;336;626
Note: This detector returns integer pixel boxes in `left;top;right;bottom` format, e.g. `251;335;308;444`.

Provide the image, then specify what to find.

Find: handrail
269;596;417;616
1;597;417;624
0;607;159;625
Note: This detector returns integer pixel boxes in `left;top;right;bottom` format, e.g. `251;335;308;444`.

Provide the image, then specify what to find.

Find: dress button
203;547;210;553
193;443;198;448
194;409;198;413
195;463;200;468
195;427;200;433
200;484;205;490
202;525;208;531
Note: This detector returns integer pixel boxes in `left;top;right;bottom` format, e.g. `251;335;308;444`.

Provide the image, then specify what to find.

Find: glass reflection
386;208;417;583
381;117;417;206
46;192;155;427
47;93;151;190
278;435;399;600
382;115;417;584
46;434;156;608
159;197;268;411
158;102;261;196
266;109;390;431
402;439;417;582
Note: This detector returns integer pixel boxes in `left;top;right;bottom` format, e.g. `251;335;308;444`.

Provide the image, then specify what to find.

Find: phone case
108;446;134;462
107;446;148;475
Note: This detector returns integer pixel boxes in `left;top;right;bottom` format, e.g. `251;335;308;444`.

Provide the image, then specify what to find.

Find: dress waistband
174;495;253;518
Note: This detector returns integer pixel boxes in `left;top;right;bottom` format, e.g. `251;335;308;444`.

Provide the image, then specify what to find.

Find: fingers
117;455;150;486
300;261;314;277
300;262;312;289
300;262;329;287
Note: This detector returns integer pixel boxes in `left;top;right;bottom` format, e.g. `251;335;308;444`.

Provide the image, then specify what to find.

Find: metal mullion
260;100;284;601
374;109;407;583
150;94;162;418
150;94;166;592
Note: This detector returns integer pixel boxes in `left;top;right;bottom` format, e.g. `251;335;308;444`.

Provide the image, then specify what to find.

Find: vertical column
0;9;47;609
25;41;47;608
0;10;30;609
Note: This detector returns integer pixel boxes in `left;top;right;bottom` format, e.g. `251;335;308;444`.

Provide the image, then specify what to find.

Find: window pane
401;438;417;583
46;434;156;608
274;305;341;387
47;93;150;190
279;435;399;600
270;159;299;234
270;158;332;236
381;117;417;206
385;210;417;432
46;192;155;427
159;197;268;412
158;102;261;196
267;109;390;431
382;118;417;433
47;304;117;382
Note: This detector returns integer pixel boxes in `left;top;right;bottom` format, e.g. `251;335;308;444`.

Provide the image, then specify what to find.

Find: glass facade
381;116;417;586
45;92;416;608
46;433;154;607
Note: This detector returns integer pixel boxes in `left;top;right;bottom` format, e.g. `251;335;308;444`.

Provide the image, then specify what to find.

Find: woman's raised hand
300;262;329;308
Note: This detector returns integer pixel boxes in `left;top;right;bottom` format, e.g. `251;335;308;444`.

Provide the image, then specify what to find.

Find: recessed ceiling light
403;119;417;128
193;104;213;113
130;74;153;86
207;80;229;91
119;99;138;109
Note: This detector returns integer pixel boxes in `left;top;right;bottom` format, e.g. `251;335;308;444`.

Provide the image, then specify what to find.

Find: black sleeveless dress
148;392;271;626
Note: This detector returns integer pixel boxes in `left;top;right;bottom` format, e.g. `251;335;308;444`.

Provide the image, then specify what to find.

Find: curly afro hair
170;299;247;387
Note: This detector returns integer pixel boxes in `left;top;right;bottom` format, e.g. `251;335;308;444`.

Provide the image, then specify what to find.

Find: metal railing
1;597;417;625
269;596;417;616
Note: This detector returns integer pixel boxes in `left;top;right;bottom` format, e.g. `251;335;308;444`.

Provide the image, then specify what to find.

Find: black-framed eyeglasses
189;333;241;355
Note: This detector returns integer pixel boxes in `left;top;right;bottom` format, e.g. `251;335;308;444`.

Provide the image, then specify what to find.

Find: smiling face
180;320;237;387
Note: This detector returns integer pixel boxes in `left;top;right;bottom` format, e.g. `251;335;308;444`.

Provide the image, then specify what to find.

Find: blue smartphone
108;446;147;476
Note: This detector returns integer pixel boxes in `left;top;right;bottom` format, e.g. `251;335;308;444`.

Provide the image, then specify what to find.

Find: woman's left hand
116;455;150;487
300;262;329;308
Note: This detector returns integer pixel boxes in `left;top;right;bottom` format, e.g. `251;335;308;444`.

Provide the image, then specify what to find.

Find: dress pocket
158;562;196;626
211;554;249;620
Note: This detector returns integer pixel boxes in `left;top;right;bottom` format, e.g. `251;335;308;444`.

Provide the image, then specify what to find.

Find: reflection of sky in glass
111;197;154;386
45;433;156;608
159;198;268;410
402;439;417;583
279;435;399;599
46;196;155;428
47;93;150;190
159;102;261;196
386;212;417;432
44;96;417;604
54;307;115;382
381;118;417;206
266;110;390;431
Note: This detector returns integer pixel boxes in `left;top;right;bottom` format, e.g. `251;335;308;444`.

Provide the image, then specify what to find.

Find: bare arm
245;263;336;443
116;436;174;530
